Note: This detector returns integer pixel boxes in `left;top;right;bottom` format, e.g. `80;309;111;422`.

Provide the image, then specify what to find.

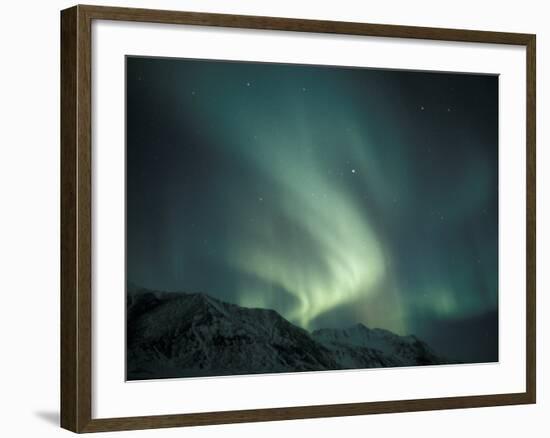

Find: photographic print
126;56;498;381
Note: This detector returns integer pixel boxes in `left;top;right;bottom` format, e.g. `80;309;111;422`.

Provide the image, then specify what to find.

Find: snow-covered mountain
127;288;451;380
312;324;443;368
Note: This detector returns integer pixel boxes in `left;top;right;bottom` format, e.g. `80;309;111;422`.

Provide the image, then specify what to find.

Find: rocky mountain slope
127;288;451;380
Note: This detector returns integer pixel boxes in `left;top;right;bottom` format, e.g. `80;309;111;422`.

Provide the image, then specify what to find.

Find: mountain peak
352;322;370;331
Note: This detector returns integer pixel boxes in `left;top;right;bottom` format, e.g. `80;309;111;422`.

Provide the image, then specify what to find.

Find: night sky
126;56;498;363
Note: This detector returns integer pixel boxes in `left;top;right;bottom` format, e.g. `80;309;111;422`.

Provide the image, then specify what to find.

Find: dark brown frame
61;4;536;433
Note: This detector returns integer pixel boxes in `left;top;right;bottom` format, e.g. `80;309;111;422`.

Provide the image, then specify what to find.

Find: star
246;82;251;87
259;197;263;202
420;105;425;111
351;169;356;174
447;108;452;112
191;90;196;96
302;87;307;92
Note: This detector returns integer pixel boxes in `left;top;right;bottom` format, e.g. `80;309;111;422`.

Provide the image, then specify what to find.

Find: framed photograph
60;4;536;433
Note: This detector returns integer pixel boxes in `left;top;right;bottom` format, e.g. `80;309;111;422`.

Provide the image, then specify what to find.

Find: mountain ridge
127;287;453;380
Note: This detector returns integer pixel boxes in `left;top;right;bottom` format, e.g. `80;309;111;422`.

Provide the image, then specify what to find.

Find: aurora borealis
126;56;499;363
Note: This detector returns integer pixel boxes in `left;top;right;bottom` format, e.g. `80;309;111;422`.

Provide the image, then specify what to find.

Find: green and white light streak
126;57;499;362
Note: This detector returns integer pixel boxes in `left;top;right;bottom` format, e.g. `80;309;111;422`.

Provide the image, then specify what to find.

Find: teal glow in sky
127;57;498;362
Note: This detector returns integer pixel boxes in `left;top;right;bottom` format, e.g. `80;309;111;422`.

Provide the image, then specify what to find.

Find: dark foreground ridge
127;287;455;380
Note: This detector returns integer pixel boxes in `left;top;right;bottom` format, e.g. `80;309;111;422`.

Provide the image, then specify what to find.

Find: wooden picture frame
61;4;536;433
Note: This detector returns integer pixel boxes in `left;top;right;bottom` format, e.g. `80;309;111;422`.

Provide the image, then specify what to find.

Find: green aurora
126;57;498;362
